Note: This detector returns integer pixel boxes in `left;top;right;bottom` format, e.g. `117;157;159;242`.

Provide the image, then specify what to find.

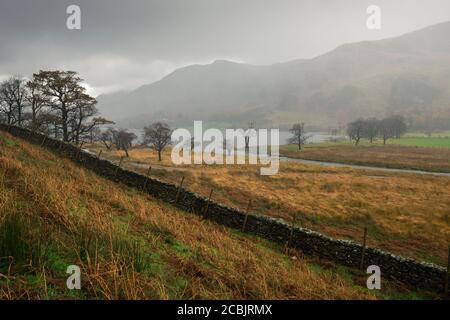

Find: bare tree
0;78;22;125
362;118;379;143
378;115;407;145
25;76;50;131
114;129;137;157
34;70;98;142
391;115;407;139
289;122;309;150
11;76;27;127
143;122;172;161
0;81;15;124
347;119;365;146
99;128;115;150
244;122;255;153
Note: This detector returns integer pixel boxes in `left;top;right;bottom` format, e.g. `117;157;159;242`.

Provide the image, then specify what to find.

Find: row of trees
99;123;172;161
347;115;407;145
0;71;112;145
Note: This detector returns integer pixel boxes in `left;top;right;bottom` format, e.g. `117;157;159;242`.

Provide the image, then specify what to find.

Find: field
1;131;417;300
280;143;450;173
391;137;450;149
90;145;450;267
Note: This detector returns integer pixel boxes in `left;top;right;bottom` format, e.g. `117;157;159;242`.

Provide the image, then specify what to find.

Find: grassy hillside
0;132;407;300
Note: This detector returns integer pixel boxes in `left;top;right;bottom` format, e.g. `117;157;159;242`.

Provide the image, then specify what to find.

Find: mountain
97;21;450;130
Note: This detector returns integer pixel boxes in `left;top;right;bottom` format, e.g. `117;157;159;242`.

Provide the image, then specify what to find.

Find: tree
143;122;172;161
11;76;27;127
0;79;17;125
347;119;365;146
0;77;27;125
390;115;407;139
244;122;255;153
33;70;98;142
99;128;115;150
288;122;310;150
378;117;395;145
25;76;50;131
378;115;407;145
362;118;379;143
114;129;137;157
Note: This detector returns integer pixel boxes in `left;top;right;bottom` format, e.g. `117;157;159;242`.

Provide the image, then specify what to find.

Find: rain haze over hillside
1;0;450;129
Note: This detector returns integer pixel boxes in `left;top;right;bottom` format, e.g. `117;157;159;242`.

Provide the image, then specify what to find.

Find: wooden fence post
284;213;297;253
203;189;213;216
142;166;152;191
175;176;185;203
445;244;450;298
360;227;368;271
241;200;252;232
114;156;124;178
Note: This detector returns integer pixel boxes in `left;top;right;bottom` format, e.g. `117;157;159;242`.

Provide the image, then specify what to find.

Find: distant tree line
347;115;407;145
0;71;112;145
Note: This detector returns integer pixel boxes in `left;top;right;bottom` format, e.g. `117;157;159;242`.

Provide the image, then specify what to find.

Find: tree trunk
158;150;162;161
62;103;68;142
17;107;22;127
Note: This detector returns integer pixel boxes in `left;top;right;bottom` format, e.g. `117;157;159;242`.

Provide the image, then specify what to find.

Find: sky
1;0;450;96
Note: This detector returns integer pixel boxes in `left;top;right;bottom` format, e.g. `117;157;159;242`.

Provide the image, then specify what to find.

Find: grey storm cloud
1;0;450;95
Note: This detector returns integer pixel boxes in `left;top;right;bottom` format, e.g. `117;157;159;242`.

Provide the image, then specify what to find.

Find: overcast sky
1;0;450;96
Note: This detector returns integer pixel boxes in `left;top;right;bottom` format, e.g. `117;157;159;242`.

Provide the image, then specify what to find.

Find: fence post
284;213;297;253
203;189;213;216
360;227;368;271
114;156;124;178
175;176;185;203
241;200;252;232
445;244;450;298
142;166;152;191
75;146;81;159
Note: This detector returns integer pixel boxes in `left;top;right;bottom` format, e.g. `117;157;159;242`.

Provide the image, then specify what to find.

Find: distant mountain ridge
97;21;450;130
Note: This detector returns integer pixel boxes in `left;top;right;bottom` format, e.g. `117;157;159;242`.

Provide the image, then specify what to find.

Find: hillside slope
97;22;450;130
0;132;390;300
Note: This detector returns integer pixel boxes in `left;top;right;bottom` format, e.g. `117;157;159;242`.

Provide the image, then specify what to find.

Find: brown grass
281;145;450;173
0;132;396;300
93;146;450;266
